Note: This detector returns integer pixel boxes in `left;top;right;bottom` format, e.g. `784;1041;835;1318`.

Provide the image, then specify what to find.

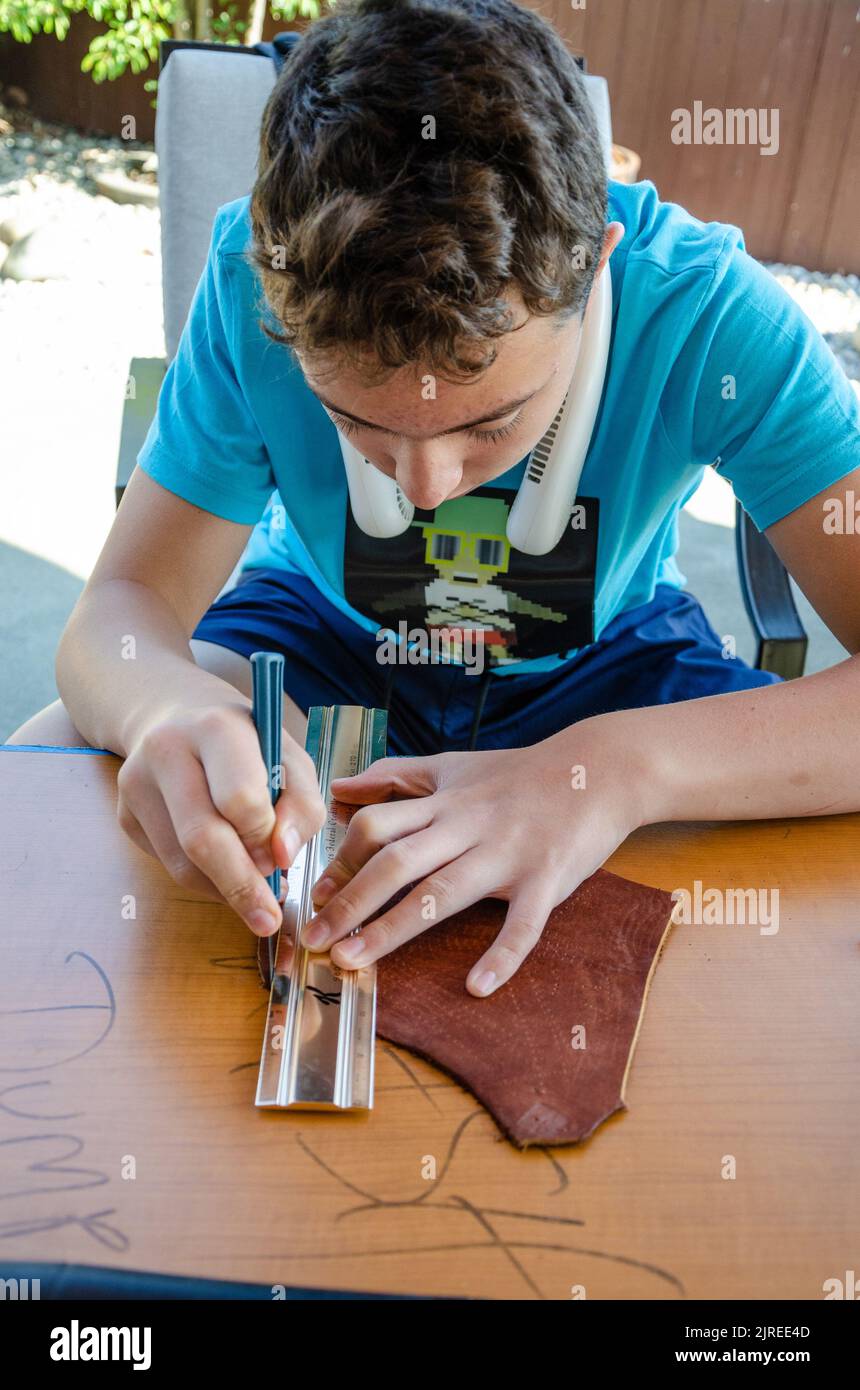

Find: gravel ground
767;265;860;395
0;98;164;590
0;97;165;363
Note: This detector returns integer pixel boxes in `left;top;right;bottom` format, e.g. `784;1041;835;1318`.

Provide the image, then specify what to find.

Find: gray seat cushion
157;49;277;361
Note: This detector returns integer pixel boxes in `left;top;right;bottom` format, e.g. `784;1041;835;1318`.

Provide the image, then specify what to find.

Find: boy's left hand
302;719;653;995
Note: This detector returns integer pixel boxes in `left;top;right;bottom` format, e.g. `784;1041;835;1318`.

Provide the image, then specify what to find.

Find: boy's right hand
115;701;326;937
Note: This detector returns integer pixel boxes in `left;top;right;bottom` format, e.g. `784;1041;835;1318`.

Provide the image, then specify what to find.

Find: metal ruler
256;704;388;1111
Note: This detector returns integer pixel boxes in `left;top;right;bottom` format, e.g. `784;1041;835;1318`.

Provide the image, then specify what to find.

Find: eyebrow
312;386;544;439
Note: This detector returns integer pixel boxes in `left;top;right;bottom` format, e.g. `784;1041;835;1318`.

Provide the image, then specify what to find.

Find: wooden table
1;747;857;1300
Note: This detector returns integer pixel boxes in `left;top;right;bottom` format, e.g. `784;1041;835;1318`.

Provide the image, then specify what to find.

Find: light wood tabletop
1;747;857;1300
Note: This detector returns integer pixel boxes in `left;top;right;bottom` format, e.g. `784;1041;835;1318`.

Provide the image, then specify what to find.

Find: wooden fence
550;0;859;272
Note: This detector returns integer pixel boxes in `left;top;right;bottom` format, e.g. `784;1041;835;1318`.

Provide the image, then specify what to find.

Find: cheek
359;446;396;476
462;435;533;482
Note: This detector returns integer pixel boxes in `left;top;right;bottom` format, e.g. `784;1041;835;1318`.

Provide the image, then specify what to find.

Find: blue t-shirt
137;179;859;676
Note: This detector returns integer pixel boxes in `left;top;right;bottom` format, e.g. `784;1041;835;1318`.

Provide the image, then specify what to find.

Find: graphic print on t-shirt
343;487;599;667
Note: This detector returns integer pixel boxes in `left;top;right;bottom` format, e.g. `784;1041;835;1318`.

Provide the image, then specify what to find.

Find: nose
394;441;464;510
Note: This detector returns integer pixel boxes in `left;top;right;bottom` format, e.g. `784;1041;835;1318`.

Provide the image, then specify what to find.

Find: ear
595;221;625;280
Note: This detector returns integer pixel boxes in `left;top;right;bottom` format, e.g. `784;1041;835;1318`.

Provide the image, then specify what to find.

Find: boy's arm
55;465;325;935
56;466;254;757
616;465;860;825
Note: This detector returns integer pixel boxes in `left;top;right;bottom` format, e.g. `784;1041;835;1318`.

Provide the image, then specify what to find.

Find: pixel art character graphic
415;496;566;664
344;486;598;667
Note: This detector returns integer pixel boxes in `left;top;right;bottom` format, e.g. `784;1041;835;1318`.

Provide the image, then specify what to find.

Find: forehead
300;302;577;434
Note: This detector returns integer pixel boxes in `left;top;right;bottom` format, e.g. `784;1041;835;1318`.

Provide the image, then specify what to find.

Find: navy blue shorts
191;568;781;756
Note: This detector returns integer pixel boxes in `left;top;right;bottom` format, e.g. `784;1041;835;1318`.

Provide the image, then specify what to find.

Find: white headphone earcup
506;268;612;555
340;433;414;538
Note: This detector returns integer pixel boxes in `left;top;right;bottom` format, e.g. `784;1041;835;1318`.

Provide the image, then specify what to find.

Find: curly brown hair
248;0;607;382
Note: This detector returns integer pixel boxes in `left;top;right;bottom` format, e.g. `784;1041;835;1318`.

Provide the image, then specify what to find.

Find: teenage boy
11;0;860;996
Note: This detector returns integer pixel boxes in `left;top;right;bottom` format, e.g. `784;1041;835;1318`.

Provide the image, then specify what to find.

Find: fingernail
249;909;280;935
303;922;329;948
471;970;497;996
334;937;363;963
282;827;302;864
312;875;336;906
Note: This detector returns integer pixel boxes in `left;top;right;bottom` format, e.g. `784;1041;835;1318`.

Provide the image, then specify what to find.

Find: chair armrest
116;357;166;509
734;501;808;679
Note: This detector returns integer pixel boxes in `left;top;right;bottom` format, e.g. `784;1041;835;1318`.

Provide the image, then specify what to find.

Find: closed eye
467;414;523;443
328;409;524;445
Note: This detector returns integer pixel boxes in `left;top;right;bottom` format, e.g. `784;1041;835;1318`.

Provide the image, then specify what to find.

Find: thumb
330;755;440;804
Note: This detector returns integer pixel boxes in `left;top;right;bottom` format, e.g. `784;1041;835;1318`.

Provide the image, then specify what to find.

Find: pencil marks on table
231;1045;685;1299
0;950;129;1253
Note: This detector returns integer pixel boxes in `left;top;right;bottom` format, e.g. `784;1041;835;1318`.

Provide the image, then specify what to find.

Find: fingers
307;846;496;968
116;704;319;938
313;842;557;999
119;779;289;910
329;754;441;805
117;776;225;903
197;714;325;876
311;797;437;907
464;882;559;997
304;810;470;948
161;750;285;934
120;730;284;936
194;709;278;875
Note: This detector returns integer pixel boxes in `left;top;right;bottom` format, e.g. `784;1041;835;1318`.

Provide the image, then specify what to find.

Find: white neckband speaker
338;265;612;556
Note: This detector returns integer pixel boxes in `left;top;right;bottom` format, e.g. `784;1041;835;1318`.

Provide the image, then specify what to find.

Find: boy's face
300;225;623;512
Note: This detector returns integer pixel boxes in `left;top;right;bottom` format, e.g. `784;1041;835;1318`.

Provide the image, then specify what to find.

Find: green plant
0;0;326;83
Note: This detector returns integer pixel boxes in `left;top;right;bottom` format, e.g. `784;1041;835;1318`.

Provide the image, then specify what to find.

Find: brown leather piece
257;868;675;1148
374;868;675;1148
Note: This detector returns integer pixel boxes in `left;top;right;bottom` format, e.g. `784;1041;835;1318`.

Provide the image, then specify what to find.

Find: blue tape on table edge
0;744;115;754
0;1262;435;1300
